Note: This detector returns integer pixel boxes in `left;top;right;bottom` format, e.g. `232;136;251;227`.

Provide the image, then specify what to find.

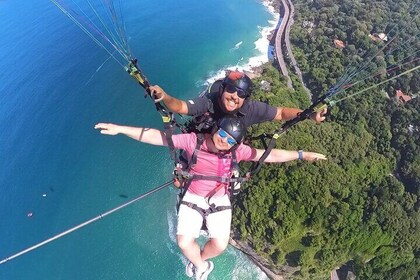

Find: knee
210;238;229;252
177;235;194;251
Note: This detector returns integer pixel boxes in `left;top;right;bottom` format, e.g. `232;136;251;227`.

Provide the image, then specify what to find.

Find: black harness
174;134;250;221
179;201;232;220
173;79;251;223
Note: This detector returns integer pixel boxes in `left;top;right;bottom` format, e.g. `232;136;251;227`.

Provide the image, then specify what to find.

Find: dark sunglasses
224;83;248;99
217;129;237;146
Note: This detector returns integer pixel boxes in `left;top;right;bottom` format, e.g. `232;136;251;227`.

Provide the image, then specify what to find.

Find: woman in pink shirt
95;116;326;280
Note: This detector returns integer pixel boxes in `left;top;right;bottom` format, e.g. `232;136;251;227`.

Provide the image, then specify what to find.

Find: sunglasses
217;129;237;146
224;83;248;99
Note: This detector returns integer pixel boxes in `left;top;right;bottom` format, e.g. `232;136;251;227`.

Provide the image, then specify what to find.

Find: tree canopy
232;0;419;279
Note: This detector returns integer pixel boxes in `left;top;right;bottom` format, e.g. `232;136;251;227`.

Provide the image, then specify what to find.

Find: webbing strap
163;121;176;160
191;134;205;165
178;134;206;198
180;201;231;219
126;59;182;162
176;172;248;183
250;101;326;175
176;134;250;211
249;82;345;176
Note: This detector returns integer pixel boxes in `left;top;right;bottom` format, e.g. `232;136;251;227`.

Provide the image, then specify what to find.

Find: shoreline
229;238;286;280
228;1;300;279
203;0;280;85
229;2;292;279
195;1;294;278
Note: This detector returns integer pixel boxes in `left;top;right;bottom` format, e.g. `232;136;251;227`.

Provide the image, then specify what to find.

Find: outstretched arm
149;85;189;114
94;123;167;146
274;107;327;123
249;148;327;163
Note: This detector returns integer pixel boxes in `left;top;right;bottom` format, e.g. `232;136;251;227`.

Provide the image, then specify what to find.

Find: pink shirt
172;133;254;198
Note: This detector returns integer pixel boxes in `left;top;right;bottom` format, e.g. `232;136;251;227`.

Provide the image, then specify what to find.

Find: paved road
284;0;312;99
274;0;293;89
274;0;312;98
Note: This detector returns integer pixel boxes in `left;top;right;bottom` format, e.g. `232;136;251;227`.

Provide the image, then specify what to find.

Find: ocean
0;0;276;279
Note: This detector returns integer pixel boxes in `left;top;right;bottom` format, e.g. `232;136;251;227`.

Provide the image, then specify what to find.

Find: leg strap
180;201;231;219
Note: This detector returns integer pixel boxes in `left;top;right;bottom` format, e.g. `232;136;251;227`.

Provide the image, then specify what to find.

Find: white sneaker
185;261;195;278
195;261;214;280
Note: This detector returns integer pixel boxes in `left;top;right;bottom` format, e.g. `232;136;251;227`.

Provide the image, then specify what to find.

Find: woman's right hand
94;123;120;135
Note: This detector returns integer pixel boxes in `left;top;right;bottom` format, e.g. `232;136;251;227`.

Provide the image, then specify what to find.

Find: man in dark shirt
150;71;327;130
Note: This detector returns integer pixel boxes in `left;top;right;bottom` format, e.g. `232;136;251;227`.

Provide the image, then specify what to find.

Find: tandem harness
174;134;250;220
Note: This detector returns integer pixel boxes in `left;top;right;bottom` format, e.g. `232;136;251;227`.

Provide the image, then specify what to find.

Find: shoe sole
196;261;214;280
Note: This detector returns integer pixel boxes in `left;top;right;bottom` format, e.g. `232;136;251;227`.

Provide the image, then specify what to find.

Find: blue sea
0;1;274;279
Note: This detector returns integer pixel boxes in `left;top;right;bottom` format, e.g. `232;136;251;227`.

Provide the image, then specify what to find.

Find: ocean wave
202;0;280;86
229;41;243;52
225;246;269;280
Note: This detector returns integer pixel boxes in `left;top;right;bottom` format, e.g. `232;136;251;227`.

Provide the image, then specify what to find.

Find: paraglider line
0;180;173;265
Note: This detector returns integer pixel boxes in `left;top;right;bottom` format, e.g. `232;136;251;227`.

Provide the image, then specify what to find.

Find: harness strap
176;134;250;213
205;183;226;204
176;172;248;183
229;151;239;199
164;121;176;161
191;134;205;165
178;134;206;200
180;201;231;219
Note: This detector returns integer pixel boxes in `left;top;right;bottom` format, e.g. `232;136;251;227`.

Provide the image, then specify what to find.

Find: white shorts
177;192;232;239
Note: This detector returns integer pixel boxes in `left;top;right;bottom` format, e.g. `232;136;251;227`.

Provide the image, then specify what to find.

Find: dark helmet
213;115;246;144
221;71;253;98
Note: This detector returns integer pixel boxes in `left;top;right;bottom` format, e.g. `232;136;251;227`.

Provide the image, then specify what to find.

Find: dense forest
232;0;419;279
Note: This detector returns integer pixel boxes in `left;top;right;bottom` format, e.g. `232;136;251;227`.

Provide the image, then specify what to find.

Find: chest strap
176;171;249;183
